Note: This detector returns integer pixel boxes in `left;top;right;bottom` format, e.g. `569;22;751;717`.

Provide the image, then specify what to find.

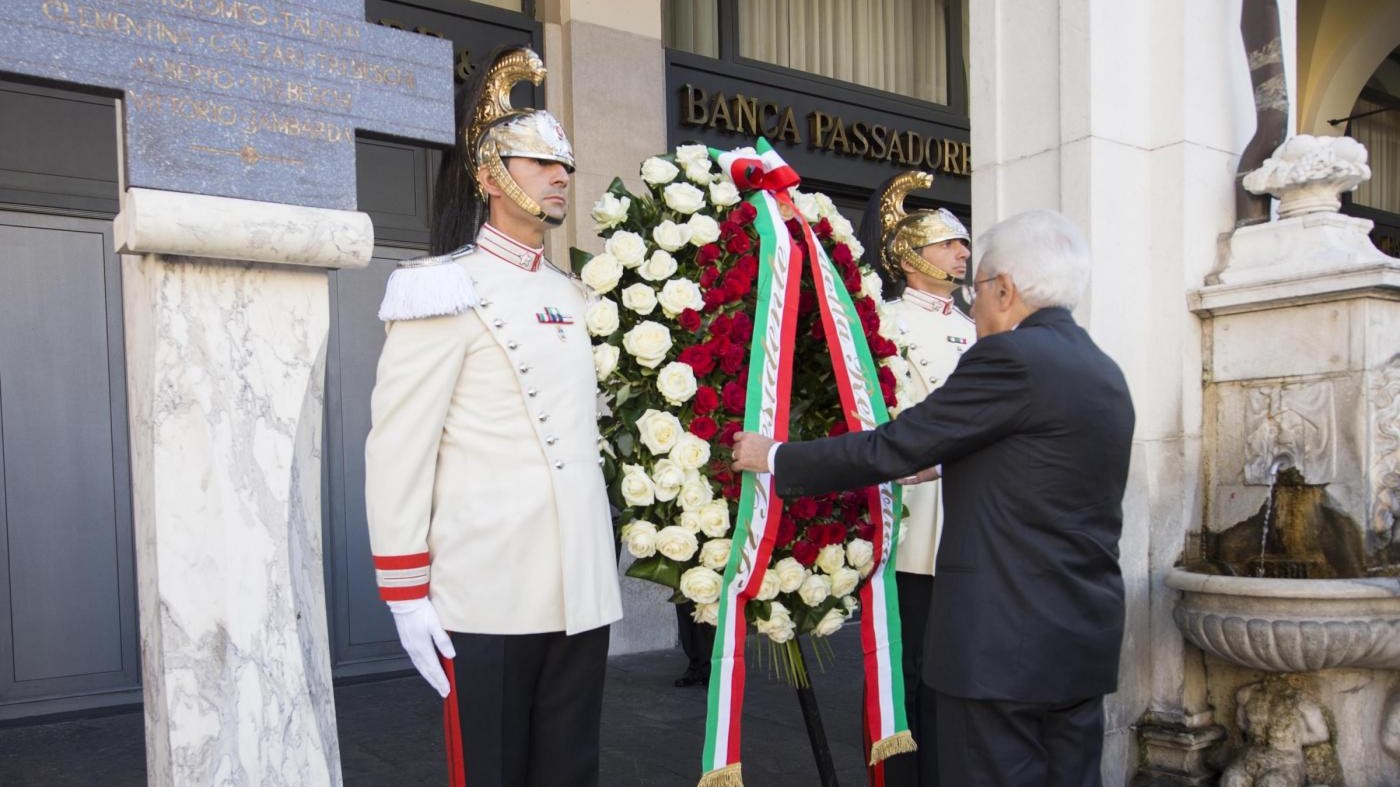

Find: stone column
539;0;677;655
117;187;373;786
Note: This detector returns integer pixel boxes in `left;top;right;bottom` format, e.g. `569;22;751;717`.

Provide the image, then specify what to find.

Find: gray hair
974;210;1091;310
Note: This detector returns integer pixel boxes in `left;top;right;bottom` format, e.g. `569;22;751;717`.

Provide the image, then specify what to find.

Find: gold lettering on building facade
684;84;971;177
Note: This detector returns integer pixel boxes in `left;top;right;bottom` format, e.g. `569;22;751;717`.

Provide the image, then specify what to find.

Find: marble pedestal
116;190;372;786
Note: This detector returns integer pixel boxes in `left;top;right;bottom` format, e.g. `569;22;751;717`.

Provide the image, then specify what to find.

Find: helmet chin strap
896;247;960;287
482;155;565;227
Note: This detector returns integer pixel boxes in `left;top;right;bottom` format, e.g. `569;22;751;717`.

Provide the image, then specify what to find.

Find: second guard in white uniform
862;171;976;787
363;47;621;787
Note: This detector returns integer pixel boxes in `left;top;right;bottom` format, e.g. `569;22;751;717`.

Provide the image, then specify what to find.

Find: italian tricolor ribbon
698;139;913;787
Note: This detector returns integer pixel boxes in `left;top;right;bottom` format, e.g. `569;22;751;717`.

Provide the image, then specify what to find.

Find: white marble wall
119;188;360;784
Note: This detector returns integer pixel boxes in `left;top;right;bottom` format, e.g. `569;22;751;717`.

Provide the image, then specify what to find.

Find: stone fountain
1157;134;1400;787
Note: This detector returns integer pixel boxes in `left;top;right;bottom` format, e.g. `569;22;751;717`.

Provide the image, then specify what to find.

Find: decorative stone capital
1242;134;1371;219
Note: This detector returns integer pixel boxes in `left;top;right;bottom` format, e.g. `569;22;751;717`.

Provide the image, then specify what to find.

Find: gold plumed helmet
467;47;574;226
879;171;970;285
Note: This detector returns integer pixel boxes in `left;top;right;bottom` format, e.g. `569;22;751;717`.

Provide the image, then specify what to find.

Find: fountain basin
1166;568;1400;671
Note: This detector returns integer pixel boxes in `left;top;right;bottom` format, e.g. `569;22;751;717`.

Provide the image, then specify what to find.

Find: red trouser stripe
442;654;465;787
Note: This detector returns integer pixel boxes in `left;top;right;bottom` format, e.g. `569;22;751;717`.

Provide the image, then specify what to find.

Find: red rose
798;288;817;316
726;231;752;255
820;523;849;547
789;497;818;520
679;345;715;376
855;519;876;541
689;416;718;440
877;365;896;388
854;297;878;318
733;202;758;225
860;308;880;335
884;386;898;408
717;421;742;447
721;380;746;415
709;313;732;337
719;343;746;375
844;269;862;294
831;243;853;266
697;243;722;266
809;319;825;341
702;286;727;312
872;336;898;358
814;217;833;239
735;254;759;278
792;539;819;567
775;517;798;548
723;268;754;301
678;308;703;332
722;482;742;501
720;219;742;241
699;266;720;288
815;497;836;518
828;420;849;437
730;312;753;342
785;218;803;237
713;468;734;484
692;385;719;415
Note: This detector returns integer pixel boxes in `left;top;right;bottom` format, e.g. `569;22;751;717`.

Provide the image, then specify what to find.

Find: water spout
1257;454;1293;577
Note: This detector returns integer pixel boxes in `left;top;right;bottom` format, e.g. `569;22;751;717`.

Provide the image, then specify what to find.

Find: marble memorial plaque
0;0;454;210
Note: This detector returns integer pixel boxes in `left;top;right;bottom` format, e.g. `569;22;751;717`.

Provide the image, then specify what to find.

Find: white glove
387;598;456;698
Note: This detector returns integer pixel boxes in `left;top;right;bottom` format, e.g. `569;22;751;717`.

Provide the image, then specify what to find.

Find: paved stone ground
0;627;870;786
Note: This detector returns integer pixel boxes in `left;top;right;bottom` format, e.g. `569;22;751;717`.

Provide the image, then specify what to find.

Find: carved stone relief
1244;381;1336;485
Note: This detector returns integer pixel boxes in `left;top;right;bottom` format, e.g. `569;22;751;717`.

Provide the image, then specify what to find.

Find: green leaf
614;383;632;408
667;588;688;604
616;431;634;457
570;247;593;271
607;176;631;198
625;555;682;589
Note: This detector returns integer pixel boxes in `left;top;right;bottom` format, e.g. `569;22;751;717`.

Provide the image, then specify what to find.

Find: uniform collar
478;223;544;271
902;287;955;315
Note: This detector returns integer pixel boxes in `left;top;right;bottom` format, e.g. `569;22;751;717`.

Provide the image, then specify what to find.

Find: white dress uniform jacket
887;288;976;576
364;223;623;635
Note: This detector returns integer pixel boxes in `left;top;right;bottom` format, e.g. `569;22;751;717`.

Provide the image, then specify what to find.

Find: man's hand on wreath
387;597;455;698
731;431;776;473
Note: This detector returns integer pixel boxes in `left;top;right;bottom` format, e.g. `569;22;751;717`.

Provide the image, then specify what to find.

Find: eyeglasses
966;275;998;304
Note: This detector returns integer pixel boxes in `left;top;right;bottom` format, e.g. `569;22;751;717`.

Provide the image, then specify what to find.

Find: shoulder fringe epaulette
377;249;479;322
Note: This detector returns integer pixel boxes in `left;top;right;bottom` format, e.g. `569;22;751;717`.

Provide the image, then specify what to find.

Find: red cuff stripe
373;552;430;570
378;584;429;601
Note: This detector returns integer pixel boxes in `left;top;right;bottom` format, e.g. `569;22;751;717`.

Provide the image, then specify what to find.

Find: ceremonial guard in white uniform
862;171;976;787
363;47;621;787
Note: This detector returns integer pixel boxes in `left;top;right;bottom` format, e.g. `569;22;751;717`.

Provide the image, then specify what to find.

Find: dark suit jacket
776;307;1134;703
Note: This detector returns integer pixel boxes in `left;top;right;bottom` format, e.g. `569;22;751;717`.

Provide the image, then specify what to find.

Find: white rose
656;524;699;562
591;193;631;231
655;361;698;406
812;608;846;637
829;214;855;242
639;250;678;282
605;230;647;268
679;510;703;533
641;156;679;185
679;566;723;604
687;214;721;246
773;557;806;593
699;538;731;570
579;253;623;294
815;543;847;575
620;283;657;315
621;520;657;558
756;570;781;601
830;567;860;598
585;298;619;337
635;408;684;455
679;478;713;512
758;601;795;643
675;144;710;168
709;180;741;207
697;500;730;538
652;220;692;252
657;278;704;318
814;192;838;219
619;464;656;507
668;432;711;471
664;182;706;214
622;321;673;368
684;160;715;185
692;601;719;626
593;344;619;381
845;237;865;259
843;596;859;613
651;458;686;502
861;271;884;301
799;574;832;606
791;190;820;222
846;539;874;570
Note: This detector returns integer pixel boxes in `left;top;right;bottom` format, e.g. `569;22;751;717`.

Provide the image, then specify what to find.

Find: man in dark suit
732;210;1135;787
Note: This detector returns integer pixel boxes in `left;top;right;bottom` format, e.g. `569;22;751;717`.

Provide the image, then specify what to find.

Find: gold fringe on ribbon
697;762;744;787
869;730;918;766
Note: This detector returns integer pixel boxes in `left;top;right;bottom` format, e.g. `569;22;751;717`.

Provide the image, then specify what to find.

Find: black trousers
446;626;610;787
884;571;936;787
935;691;1105;787
675;602;715;676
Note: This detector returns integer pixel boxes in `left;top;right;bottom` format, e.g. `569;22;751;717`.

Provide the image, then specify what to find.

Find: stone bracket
1132;710;1226;787
115;188;374;270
